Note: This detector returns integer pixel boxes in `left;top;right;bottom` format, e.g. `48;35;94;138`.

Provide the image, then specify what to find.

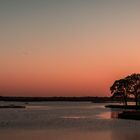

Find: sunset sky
1;0;140;96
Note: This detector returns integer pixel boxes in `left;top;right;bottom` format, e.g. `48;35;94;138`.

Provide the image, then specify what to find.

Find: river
0;101;140;140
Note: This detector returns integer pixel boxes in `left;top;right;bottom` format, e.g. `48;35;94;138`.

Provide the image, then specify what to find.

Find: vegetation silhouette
110;73;140;108
0;96;113;102
125;74;140;107
110;79;128;106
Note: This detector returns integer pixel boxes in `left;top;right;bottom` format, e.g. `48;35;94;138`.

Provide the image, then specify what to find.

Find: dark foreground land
106;104;140;120
105;105;140;110
118;111;140;120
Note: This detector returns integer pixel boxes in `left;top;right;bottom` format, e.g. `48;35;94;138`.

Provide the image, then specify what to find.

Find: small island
106;73;140;120
0;105;25;109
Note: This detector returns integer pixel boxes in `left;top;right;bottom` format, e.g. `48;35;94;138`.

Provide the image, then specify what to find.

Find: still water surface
0;102;140;140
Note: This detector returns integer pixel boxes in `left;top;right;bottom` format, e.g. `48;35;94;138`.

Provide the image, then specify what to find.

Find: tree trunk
124;95;127;107
135;94;138;108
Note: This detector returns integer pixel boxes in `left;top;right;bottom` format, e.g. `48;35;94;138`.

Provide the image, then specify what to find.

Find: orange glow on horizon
1;1;140;96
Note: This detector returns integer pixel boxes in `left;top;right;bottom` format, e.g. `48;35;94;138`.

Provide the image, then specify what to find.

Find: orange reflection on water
97;111;121;119
61;116;86;119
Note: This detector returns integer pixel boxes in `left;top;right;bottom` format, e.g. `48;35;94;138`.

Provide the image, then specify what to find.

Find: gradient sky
1;0;140;96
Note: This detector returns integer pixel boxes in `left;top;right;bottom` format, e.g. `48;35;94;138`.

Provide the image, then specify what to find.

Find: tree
110;79;129;106
125;74;140;107
111;73;140;108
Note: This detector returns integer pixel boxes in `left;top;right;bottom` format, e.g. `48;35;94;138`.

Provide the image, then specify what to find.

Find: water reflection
61;116;86;119
111;131;140;140
1;129;140;140
0;102;140;140
0;129;111;140
98;109;123;119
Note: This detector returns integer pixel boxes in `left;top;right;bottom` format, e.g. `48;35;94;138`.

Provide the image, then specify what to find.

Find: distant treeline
0;96;135;102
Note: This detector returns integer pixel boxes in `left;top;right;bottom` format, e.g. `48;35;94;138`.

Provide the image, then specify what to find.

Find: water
0;101;140;140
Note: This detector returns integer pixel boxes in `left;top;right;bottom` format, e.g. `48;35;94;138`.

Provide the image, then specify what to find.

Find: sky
1;0;140;97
